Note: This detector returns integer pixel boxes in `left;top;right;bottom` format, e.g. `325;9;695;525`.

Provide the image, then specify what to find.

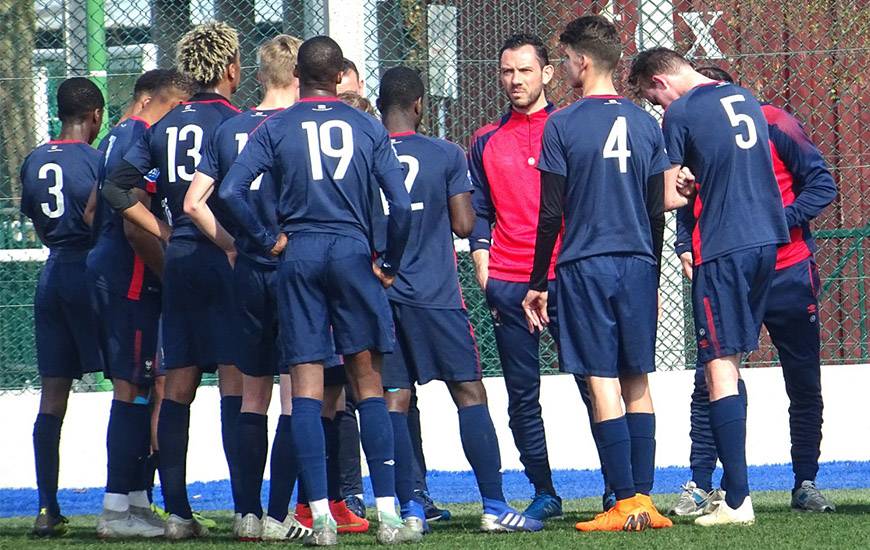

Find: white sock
128;491;150;508
376;497;397;518
309;499;333;521
355;493;364;501
103;492;130;513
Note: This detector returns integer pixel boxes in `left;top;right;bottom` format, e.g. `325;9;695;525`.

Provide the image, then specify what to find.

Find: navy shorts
556;255;658;378
234;254;280;377
382;302;481;389
34;253;103;379
161;238;237;371
91;279;161;386
692;245;777;364
277;233;394;365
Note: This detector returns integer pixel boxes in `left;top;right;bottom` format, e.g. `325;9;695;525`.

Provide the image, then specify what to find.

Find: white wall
2;364;868;489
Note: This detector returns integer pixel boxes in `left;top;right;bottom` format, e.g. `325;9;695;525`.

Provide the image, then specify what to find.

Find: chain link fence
0;1;867;391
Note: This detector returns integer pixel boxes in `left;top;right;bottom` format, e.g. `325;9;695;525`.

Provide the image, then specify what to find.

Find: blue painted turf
2;461;868;518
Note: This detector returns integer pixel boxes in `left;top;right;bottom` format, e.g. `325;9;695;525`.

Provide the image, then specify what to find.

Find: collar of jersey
185;92;233;105
127;115;151;128
390;131;416;138
506;102;555;122
48;139;85;145
298;96;340;103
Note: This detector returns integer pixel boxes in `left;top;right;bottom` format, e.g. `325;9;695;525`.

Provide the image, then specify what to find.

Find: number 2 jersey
385;132;473;309
122;92;241;240
20;140;102;253
537;95;671;267
663;82;789;265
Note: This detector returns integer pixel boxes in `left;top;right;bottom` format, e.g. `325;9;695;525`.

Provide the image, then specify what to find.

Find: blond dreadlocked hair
176;22;240;89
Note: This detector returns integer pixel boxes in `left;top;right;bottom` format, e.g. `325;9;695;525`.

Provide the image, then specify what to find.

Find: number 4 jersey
663;81;789;265
537;95;671;266
122;92;240;240
20;140;102;251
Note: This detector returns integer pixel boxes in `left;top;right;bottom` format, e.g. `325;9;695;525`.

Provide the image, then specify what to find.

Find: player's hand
522;289;549;333
372;261;396;288
225;248;237;269
677;166;697;198
270;233;288;257
679;251;693;281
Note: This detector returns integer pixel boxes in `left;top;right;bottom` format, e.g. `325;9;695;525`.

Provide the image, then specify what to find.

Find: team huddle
19;12;837;545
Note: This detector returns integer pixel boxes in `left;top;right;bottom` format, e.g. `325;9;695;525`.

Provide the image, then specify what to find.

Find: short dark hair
57;77;104;122
342;58;360;77
133;69;196;100
695;65;735;83
499;33;550;67
628;47;692;92
297;36;344;86
559;15;622;73
378;66;424;113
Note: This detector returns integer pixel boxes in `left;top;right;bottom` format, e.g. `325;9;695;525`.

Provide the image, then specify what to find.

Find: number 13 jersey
663;82;789;265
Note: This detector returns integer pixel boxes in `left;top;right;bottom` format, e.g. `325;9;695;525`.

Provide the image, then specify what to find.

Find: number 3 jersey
538;95;671;266
384;132;473;309
19;140;102;252
663;82;789;265
123;92;241;241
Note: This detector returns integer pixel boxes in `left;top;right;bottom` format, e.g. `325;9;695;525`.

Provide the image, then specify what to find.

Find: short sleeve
662;101;687;166
122;130;153;177
537;117;568;177
446;145;473;198
197;130;221;180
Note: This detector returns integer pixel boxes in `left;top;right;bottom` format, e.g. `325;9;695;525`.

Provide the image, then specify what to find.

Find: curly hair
176;22;240;88
339;91;377;116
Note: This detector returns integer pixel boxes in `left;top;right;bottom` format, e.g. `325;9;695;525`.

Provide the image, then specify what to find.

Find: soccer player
219;36;418;546
377;66;544;535
337;57;365;94
522;15;681;532
102;22;244;539
629;48;791;526
469;33;581;520
669;66;837;516
20;77;105;537
88;69;194;538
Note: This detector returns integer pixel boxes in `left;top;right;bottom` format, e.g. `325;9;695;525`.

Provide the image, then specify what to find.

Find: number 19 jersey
663;82;789;265
537;95;671;265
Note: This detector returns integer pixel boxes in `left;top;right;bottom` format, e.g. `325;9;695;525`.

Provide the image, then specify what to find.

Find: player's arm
769;113;838;227
674;203;695;280
646;171;666;281
660;105;694;210
183;171;235;259
664;165;691;210
373;131;412;280
523;169;564;331
220;124;283;256
467;138;494;289
446;146;476;238
124;188;165;279
102;160;171;242
83;184;98;227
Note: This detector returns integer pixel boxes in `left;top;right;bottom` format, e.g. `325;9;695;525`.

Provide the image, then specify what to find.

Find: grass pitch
1;490;868;549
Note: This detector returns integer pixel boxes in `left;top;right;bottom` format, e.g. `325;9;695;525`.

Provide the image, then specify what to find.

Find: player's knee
218;364;244;395
39;377;72;417
385;388;412;412
448;381;487;408
112;379;146;403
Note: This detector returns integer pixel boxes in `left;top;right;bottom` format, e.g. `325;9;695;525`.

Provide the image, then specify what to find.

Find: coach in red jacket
468;34;595;521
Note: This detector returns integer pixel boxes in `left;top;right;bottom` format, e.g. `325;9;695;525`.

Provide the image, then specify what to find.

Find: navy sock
738;379;748;410
322;416;342;501
594;416;635;501
389;411;415;507
220;395;243;514
626;413;655;496
458;404;506;505
33;413;62;516
710;395;749;509
356;397;395;498
130;405;152;494
237;412;268;517
690;366;716;492
157;399;192;519
106;400;147;496
267;415;297;521
292;398;328;502
297;477;308;506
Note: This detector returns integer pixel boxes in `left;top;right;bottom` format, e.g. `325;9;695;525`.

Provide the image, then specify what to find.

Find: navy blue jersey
222;97;411;271
384;132;473;309
537;95;671;265
88;117;161;297
20;140;102;252
123;93;240;240
663;82;789;264
200;108;283;266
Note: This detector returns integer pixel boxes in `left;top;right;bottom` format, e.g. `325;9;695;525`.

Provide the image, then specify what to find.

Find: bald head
296;36;344;90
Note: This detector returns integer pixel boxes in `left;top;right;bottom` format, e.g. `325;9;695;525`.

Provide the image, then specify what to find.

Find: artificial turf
2;489;868;549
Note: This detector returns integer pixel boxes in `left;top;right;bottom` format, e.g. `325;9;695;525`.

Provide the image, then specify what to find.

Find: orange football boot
575;495;650;532
293;501;369;533
634;494;673;529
